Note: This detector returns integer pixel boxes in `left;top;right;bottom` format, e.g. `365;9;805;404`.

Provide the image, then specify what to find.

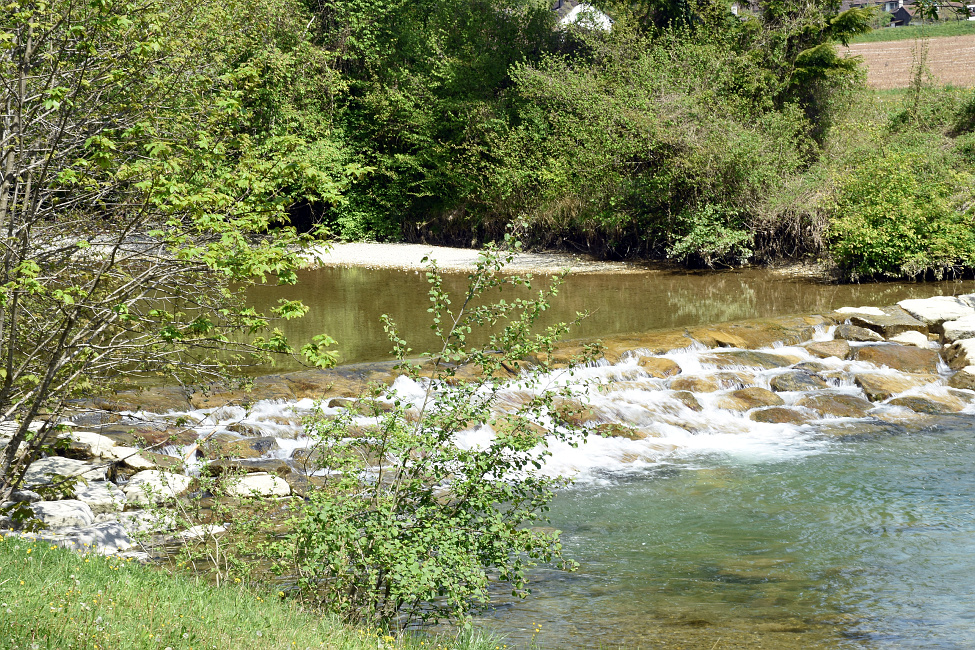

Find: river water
238;267;975;648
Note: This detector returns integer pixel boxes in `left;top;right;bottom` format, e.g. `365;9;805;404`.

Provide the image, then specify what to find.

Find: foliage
0;0;338;500
826;142;975;279
850;18;975;42
0;536;503;650
269;239;591;626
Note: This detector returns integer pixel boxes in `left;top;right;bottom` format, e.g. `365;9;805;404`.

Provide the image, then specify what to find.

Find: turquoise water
481;416;975;648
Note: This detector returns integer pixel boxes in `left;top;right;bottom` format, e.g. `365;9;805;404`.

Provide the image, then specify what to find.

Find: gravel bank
304;242;640;274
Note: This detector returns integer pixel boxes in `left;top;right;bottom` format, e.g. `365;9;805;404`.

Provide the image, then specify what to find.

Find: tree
0;0;337;500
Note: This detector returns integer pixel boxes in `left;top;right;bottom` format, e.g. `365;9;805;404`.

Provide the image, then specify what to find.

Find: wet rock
833;305;927;338
689;315;825;350
671;391;703;411
670;376;721;393
282;472;326;498
122;470;193;505
853;372;928;402
637;356;681;378
853;345;940;374
897;296;975;333
769;371;829;392
73;482;125;515
205;458;293;477
889;330;936;348
714;371;757;390
793;361;829;373
715;387;784;411
592;423;647;440
887;394;968;414
23;457;107;487
944;339;975;370
948;366;975;390
551;398;599;425
85;386;193;413
603;330;697;357
225;472;291;498
700;350;795;370
30;500;95;529
189;376;297;409
749;407;808;424
687;328;748;349
796;393;873;418
833;324;885;342
205;436;280;460
802;339;852;360
942;315;975;343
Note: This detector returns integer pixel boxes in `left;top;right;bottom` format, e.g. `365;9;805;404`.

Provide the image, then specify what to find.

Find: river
237;265;975;648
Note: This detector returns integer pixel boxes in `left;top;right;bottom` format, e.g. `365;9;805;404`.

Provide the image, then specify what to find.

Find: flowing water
157;267;975;647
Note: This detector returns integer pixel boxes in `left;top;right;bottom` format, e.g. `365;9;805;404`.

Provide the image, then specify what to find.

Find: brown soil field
842;34;975;88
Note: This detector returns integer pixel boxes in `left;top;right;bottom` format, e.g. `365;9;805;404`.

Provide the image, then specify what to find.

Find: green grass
852;20;975;43
0;536;507;650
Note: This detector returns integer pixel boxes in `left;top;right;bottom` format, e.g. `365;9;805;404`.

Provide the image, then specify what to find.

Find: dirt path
843;34;975;88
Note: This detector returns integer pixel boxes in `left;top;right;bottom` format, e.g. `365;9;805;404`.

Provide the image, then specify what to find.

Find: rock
105;446;156;470
178;524;227;540
41;521;135;554
715;388;784;411
189;376;297;409
224;472;291;498
205;436;280;460
65;430;116;456
897;296;975;333
117;510;177;534
889;330;936;348
671;391;703;411
796;393;873;418
23;457;107;487
749;407;808;424
637;357;681;378
204;458;293;476
942;316;975;343
8;490;42;503
122;470;192;505
887;395;968;414
853;345;940;375
670;376;721;393
802;339;851;360
948;366;975;390
834;306;928;338
793;361;829;373
833;324;885;343
282;471;325;498
687;328;748;349
592;423;647;440
688;315;825;350
30;500;95;529
85;386;193;413
700;350;795;370
944;339;975;370
853;372;928;402
769;371;829;392
73;482;125;515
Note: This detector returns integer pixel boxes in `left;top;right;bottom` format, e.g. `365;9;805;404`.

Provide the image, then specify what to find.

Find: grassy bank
852;20;975;43
0;537;503;650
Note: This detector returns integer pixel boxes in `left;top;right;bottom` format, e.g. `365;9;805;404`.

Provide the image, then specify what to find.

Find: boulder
699;350;795;370
853;372;928;402
897;296;975;333
942;316;975;344
796;393;873;418
671;391;703;411
802;339;851;360
224;472;291;498
41;521;135;555
749;407;808;424
948;366;975;390
30;500;95;529
204;436;280;460
793;361;829;373
73;481;125;515
715;387;784;411
23;457;106;487
769;371;829;392
637;356;682;378
117;510;177;534
853;345;941;374
669;376;721;393
887;394;968;414
834;306;927;338
63;430;116;457
888;330;936;348
86;386;193;413
281;472;326;499
122;470;192;505
943;339;975;370
833;324;885;343
105;446;156;470
204;458;293;477
592;423;647;440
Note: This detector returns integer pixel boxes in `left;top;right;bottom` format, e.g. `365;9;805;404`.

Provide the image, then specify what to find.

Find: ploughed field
843;33;975;88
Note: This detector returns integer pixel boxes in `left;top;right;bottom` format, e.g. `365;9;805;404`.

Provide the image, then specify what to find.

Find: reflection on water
249;267;975;367
480;420;975;649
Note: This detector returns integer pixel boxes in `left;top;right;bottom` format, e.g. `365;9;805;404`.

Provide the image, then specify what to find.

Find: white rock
122;470;192;505
178;524;227;540
888;330;936;348
23;457;107;487
944;338;975;370
73;481;125;515
65;430;116;456
835;306;886;316
897;297;975;330
30;499;95;529
117;510;177;534
942;315;975;343
225;472;291;498
106;446;155;470
41;521;135;555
